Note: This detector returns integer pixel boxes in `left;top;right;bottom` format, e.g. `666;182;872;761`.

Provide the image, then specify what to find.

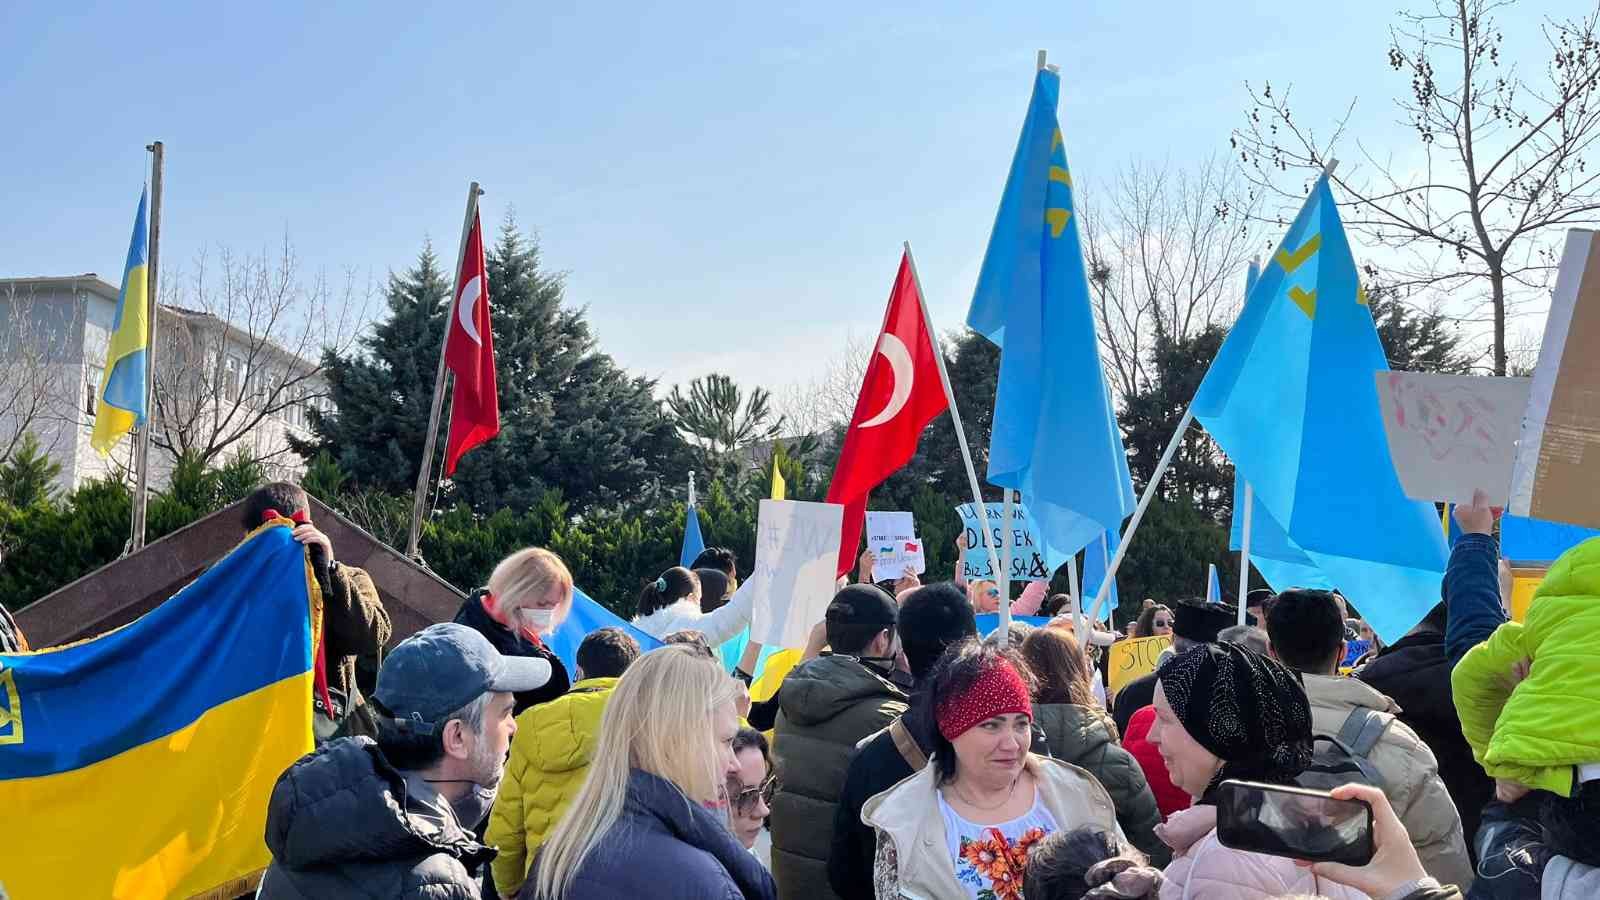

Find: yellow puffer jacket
1452;537;1600;797
485;677;618;896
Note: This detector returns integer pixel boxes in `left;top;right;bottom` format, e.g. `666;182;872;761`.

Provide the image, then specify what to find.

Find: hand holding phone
1216;780;1373;866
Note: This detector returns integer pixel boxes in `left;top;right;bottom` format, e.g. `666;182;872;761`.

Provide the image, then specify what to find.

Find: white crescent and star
858;333;913;428
455;275;483;346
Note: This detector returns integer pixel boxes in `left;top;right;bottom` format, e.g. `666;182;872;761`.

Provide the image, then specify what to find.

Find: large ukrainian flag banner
0;521;319;899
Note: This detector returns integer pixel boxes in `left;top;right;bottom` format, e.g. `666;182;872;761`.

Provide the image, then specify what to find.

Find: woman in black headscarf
1144;642;1367;899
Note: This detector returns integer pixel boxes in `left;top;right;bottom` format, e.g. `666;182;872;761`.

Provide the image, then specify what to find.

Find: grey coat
257;737;494;900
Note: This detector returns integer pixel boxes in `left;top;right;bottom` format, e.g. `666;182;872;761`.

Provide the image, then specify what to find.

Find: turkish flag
443;211;499;476
825;251;949;577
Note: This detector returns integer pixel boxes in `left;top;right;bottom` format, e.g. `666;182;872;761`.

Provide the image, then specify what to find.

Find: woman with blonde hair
456;547;576;714
524;644;776;900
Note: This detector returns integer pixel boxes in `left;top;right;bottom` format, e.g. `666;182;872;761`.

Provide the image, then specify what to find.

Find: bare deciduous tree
1080;156;1258;399
152;238;369;468
1233;0;1600;375
774;332;872;438
0;284;81;463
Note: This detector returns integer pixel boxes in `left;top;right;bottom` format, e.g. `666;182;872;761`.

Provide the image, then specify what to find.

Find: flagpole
999;489;1014;635
1084;406;1195;626
406;181;482;560
130;141;164;552
1237;483;1253;625
1235;257;1260;626
902;242;1007;604
688;470;697;508
1067;548;1082;637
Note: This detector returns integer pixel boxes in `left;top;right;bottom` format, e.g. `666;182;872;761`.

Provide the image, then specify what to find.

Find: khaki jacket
861;754;1121;900
1302;673;1474;890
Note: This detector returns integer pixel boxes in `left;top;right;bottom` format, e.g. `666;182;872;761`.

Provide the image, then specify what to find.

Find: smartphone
1215;779;1373;866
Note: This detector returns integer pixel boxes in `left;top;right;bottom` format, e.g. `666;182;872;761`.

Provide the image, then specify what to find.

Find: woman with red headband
861;638;1123;900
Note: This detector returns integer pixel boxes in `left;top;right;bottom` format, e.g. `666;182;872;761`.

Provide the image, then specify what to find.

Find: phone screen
1215;780;1373;866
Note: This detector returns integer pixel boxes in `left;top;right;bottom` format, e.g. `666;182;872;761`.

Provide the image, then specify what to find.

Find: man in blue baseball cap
259;623;552;899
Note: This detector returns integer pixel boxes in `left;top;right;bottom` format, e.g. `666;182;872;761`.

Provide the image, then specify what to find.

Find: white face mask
520;607;556;634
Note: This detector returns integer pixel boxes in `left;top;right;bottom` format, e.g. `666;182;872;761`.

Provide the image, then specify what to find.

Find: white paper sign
1375;371;1531;506
955;502;1051;582
748;499;846;648
864;511;925;582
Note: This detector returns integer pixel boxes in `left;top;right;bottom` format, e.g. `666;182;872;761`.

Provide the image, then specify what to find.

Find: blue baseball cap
374;623;551;733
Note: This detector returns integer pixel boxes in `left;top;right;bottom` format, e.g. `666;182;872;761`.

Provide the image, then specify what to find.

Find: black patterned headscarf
1155;641;1313;803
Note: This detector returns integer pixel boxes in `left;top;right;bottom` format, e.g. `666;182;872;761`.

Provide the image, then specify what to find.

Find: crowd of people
242;480;1600;899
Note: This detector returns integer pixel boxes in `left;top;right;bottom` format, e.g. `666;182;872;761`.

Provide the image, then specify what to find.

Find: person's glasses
1153;618;1172;628
734;776;777;811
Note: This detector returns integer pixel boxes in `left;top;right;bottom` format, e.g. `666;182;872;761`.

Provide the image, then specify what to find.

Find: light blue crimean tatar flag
967;67;1135;571
1195;176;1447;643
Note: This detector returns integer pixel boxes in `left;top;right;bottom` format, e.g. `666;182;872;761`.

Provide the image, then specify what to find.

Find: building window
224;355;242;401
86;365;104;417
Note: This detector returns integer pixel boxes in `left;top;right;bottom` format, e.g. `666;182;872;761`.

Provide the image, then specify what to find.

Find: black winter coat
523;769;776;900
453;589;570;715
1356;626;1494;851
258;738;495;900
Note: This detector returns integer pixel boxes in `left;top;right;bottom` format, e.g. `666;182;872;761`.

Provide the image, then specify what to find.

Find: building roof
14;494;466;650
0;274;120;302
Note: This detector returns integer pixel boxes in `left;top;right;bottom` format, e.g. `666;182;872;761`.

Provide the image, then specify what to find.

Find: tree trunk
1490;268;1507;376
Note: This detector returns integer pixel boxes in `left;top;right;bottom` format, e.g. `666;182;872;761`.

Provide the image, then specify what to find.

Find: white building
0;275;330;494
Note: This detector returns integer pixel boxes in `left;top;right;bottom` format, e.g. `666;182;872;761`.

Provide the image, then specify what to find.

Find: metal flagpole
406;181;482;560
1083;406;1195;626
902;243;1006;603
999;489;1014;636
1067;548;1083;636
131;141;164;552
1238;482;1254;625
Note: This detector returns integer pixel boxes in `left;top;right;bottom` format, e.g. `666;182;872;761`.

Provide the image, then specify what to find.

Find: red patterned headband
936;658;1033;741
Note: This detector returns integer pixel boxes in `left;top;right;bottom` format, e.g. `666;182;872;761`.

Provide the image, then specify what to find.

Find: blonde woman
455;547;575;714
524;644;776;900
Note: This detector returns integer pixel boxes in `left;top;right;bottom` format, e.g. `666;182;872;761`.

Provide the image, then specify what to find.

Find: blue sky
1;2;1539;398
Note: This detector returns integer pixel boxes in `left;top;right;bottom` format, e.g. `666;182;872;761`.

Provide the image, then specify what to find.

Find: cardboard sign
1376;371;1531;506
1511;229;1600;528
1107;634;1171;697
748;499;845;649
864;511;926;582
955;502;1051;582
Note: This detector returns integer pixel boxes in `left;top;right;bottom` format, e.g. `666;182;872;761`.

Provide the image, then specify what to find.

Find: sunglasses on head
733;776;777;811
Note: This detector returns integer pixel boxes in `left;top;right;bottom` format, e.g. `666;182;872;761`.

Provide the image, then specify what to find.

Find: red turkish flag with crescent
825;252;950;577
443;211;500;476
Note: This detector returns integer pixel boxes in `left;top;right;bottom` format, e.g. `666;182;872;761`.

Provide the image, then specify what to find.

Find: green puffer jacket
770;655;908;900
1452;536;1600;797
1032;703;1168;866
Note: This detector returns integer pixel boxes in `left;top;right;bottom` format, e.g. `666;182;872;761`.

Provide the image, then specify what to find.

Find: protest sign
864;511;925;582
1107;634;1171;697
1342;639;1372;667
748;499;845;648
1510;565;1547;624
1511;229;1600;529
955;502;1051;582
1376;371;1531;506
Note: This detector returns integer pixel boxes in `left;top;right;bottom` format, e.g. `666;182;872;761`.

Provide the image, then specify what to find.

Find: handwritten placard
864;511;926;582
748;499;845;648
955;502;1051;582
1376;371;1531;506
1107;635;1172;697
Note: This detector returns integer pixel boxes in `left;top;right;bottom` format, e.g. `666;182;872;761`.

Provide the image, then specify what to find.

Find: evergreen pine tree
300;219;689;515
0;432;62;507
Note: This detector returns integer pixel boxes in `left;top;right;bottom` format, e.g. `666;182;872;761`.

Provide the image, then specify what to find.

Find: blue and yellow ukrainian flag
967;67;1135;571
1194;176;1448;643
91;187;152;456
0;522;319;899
